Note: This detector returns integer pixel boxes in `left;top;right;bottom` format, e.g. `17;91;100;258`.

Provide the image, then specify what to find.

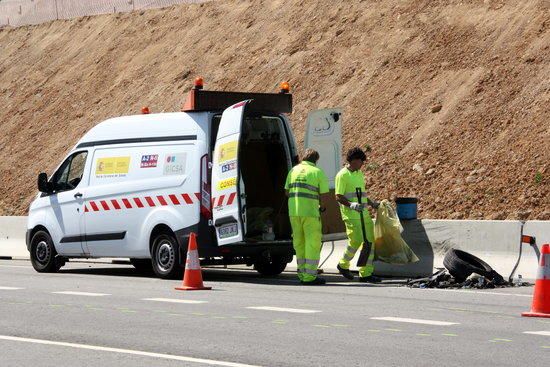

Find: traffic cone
175;232;211;291
522;244;550;318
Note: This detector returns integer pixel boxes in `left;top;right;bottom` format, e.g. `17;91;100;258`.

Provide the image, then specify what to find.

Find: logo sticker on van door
218;141;237;164
163;153;186;176
95;157;130;177
140;154;158;168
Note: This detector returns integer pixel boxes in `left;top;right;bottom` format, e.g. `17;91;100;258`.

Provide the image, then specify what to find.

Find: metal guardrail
0;0;209;27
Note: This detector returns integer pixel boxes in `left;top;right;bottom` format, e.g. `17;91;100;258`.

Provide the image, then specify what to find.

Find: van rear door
305;108;343;189
211;100;250;245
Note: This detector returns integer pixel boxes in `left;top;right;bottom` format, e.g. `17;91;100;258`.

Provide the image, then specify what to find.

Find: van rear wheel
254;255;287;277
30;230;61;273
151;233;181;279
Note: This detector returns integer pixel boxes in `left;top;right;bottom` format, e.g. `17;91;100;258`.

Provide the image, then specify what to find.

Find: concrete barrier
0;216;28;258
2;216;548;279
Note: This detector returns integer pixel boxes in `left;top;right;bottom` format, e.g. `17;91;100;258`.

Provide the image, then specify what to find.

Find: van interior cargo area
240;115;292;241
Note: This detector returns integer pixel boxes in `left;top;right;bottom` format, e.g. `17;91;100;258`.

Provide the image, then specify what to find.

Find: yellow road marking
313;324;331;328
442;333;458;337
416;333;431;336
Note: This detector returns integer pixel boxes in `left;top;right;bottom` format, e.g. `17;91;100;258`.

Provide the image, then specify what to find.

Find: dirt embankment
0;0;548;219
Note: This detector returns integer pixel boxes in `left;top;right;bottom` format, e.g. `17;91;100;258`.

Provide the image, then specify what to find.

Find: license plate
218;223;238;239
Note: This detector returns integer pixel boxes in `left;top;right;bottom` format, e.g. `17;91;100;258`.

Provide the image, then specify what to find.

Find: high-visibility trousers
290;216;322;282
338;213;375;278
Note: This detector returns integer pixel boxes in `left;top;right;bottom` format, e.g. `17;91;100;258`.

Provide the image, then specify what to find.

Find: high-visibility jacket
335;166;370;221
284;161;329;217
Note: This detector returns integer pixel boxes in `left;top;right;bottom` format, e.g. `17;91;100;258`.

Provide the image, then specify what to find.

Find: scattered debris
407;249;532;289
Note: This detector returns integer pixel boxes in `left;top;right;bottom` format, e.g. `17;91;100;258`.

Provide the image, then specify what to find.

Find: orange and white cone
175;232;211;291
522;243;550;318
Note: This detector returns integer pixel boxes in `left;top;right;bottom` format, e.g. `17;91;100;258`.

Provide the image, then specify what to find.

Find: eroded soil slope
0;0;548;219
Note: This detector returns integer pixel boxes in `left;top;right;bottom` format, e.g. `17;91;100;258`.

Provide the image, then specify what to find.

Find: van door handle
74;192;83;198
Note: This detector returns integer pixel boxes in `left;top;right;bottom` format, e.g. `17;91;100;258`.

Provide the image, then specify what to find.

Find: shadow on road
58;262;408;287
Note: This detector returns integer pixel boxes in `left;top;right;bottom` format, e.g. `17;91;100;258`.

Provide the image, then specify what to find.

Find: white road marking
401;287;532;298
246;306;321;314
143;298;207;304
0;286;23;290
523;331;550;336
0;265;30;269
0;335;261;367
52;291;110;297
371;317;459;326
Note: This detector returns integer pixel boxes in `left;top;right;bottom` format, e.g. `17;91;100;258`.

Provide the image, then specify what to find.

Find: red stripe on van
133;198;144;208
227;192;237;205
89;201;99;211
181;193;193;204
100;200;110;211
194;193;201;202
111;199;121;210
232;101;247;109
211;197;216;207
157;196;168;206
145;196;155;207
84;205;89;213
122;198;133;209
169;194;180;205
217;195;225;207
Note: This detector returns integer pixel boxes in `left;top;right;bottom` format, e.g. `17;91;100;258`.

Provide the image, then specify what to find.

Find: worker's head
346;147;367;171
301;148;320;164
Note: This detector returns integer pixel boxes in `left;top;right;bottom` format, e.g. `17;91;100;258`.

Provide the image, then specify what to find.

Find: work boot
359;275;382;283
301;277;326;285
337;264;354;280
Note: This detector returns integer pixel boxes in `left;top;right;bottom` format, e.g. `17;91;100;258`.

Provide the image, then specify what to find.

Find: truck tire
30;230;61;273
254;255;287;276
151;232;182;279
130;258;153;274
443;249;494;281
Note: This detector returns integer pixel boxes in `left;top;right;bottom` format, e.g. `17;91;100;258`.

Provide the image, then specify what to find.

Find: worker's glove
350;202;364;212
368;199;380;209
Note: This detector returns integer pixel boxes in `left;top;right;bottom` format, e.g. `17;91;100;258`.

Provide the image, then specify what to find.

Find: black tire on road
443;249;495;281
151;232;182;279
30;230;61;273
130;258;153;274
254;255;287;276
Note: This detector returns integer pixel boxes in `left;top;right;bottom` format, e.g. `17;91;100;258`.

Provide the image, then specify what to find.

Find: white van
26;81;342;278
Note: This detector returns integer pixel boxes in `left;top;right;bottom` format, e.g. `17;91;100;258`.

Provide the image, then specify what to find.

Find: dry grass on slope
0;0;548;219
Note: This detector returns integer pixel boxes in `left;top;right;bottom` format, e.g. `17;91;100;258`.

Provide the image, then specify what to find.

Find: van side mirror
37;172;53;194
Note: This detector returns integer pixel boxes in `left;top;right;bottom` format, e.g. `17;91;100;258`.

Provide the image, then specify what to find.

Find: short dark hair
346;147;366;162
302;148;320;163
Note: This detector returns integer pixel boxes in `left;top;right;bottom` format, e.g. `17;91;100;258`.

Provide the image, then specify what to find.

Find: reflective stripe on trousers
338;217;375;277
290;216;322;282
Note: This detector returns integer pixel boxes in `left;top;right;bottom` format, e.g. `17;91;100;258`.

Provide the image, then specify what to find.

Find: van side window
52;151;88;192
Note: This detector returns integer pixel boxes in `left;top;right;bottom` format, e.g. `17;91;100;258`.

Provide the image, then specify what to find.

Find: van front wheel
254;255;287;277
30;230;61;273
151;233;181;279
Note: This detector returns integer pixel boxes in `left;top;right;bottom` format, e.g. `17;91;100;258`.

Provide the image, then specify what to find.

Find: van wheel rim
36;241;50;264
157;241;174;272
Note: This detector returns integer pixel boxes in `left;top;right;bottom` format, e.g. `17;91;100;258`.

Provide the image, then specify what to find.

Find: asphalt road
0;259;548;367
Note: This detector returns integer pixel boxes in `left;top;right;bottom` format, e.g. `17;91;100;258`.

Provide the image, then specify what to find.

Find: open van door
305;108;343;188
212;100;250;245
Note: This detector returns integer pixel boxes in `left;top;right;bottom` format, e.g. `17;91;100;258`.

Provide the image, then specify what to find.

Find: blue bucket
395;197;418;220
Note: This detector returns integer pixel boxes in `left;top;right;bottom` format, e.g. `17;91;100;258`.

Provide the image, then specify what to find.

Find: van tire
254;255;287;276
151;232;182;279
130;258;153;274
30;230;61;273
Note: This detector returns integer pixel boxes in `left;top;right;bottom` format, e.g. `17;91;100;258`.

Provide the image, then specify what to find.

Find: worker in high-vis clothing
335;147;381;283
285;148;329;285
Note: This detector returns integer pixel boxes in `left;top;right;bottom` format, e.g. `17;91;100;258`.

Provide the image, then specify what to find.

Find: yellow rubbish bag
374;200;419;264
